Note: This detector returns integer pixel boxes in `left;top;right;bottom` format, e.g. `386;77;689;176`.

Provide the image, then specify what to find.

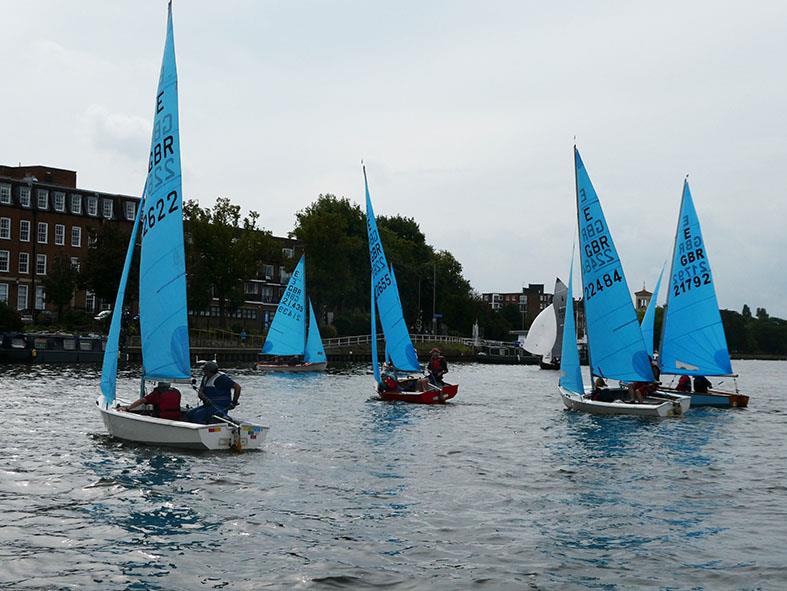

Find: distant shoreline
730;353;787;361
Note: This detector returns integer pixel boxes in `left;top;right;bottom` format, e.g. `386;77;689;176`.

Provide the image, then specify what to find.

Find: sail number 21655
584;269;623;302
142;190;179;237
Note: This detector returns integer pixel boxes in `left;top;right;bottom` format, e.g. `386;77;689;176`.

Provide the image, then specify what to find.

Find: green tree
742;304;752;320
81;222;137;304
184;197;269;328
500;303;523;330
0;301;23;331
43;255;80;321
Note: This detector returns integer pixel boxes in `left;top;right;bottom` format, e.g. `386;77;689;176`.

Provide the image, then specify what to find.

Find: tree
756;307;769;320
43;255;80;321
81;222;137;304
184;197;270;327
742;304;752;320
0;301;23;331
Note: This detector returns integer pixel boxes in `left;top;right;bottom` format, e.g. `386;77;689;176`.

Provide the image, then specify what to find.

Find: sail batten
660;181;732;376
574;147;653;382
138;4;190;380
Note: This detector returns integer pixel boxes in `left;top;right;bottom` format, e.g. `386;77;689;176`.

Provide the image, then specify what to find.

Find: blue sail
370;271;381;384
559;250;584;394
659;180;733;376
640;264;665;358
262;255;307;356
100;182;146;403
138;4;191;380
574;147;653;382
304;298;326;364
364;166;420;372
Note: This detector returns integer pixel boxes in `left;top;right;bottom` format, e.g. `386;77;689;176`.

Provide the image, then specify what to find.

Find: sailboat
256;254;327;372
558;148;690;417
364;165;458;404
96;3;268;450
523;278;567;370
657;180;749;408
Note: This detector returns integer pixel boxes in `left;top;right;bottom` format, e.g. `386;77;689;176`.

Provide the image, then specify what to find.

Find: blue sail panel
304;298;326;364
659;180;733;376
559;251;584;394
370;271;381;384
138;5;191;380
100;183;145;403
574;148;654;382
262;255;307;356
640;264;664;358
364;168;420;372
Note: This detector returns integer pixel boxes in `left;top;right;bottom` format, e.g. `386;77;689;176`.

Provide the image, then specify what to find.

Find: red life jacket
429;357;444;372
146;388;182;420
383;376;399;391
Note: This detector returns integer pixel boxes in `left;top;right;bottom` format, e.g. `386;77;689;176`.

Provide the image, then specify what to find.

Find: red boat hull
378;383;459;404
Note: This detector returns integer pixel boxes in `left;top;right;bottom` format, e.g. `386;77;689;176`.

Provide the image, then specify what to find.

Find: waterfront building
0;164;139;317
482;283;552;328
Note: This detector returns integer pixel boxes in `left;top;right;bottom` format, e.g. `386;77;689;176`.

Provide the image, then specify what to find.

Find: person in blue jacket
186;361;241;424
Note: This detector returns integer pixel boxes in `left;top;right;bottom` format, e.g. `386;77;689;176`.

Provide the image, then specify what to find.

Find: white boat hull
559;386;691;417
96;396;268;451
255;361;327;373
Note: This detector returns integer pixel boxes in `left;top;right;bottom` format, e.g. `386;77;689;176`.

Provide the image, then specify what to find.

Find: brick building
0;165;139;316
482;283;553;328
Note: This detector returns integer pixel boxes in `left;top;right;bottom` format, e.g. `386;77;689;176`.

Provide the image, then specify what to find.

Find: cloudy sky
2;1;785;316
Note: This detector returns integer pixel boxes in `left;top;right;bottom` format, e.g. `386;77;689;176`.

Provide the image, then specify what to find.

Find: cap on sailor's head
157;381;171;389
203;361;219;373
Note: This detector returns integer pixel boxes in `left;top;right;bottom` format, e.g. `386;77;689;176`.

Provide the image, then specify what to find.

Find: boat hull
660;387;749;408
255;361;327;373
539;359;560;370
96;396;268;451
378;383;458;404
559;387;690;417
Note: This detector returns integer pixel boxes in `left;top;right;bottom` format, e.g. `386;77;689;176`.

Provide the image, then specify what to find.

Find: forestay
640;264;664;359
304;298;326;364
574;147;653;382
262;255;307;356
559;252;584;394
364;167;420;372
138;4;191;380
659;180;733;376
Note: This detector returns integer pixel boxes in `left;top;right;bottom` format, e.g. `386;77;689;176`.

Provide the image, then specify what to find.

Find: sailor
675;375;692;392
186;361;241;424
121;381;182;420
693;375;712;393
427;348;448;386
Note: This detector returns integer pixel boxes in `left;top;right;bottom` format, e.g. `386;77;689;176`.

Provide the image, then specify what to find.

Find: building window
70;257;80;271
37;222;48;244
18;186;31;207
282;247;294;258
55;224;65;246
102;199;113;219
53;191;66;212
85;290;96;312
125;201;136;220
0;184;10;204
36;254;47;275
19;252;29;274
19;220;30;242
17;284;28;310
35;286;46;310
87;196;98;216
280;266;290;283
71;226;81;247
0;283;7;303
262;264;274;279
37;189;49;210
0;217;10;240
0;250;9;272
71;194;82;214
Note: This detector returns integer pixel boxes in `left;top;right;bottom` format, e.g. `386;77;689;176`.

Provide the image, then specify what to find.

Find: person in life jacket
186;361;242;424
675;375;692;392
427;348;448;386
121;381;182;420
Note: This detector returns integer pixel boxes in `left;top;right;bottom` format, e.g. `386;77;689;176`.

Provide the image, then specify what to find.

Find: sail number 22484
584;269;623;302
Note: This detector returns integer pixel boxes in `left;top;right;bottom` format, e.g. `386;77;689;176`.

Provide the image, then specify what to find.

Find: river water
0;360;785;590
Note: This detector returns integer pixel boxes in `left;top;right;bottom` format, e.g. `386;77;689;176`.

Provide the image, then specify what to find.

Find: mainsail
304;299;326;364
659;180;733;376
262;255;307;356
640;265;665;359
559;251;584;394
138;3;191;380
364;166;420;372
550;278;568;362
574;147;653;382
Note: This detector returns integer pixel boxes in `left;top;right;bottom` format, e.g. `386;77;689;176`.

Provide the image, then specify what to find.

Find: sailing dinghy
657;180;749;408
96;4;267;450
364;165;458;404
256;255;327;372
524;278;568;369
559;148;690;417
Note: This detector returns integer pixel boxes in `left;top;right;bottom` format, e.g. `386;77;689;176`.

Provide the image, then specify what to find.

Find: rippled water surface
1;361;786;590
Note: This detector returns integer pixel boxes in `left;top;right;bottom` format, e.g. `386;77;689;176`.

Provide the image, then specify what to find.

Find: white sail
524;303;556;357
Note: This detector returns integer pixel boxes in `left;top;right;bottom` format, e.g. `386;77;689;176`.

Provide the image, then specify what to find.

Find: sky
2;1;786;316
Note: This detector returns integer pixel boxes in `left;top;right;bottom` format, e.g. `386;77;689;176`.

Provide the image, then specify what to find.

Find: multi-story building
482;283;552;328
0;164;139;316
634;285;653;311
